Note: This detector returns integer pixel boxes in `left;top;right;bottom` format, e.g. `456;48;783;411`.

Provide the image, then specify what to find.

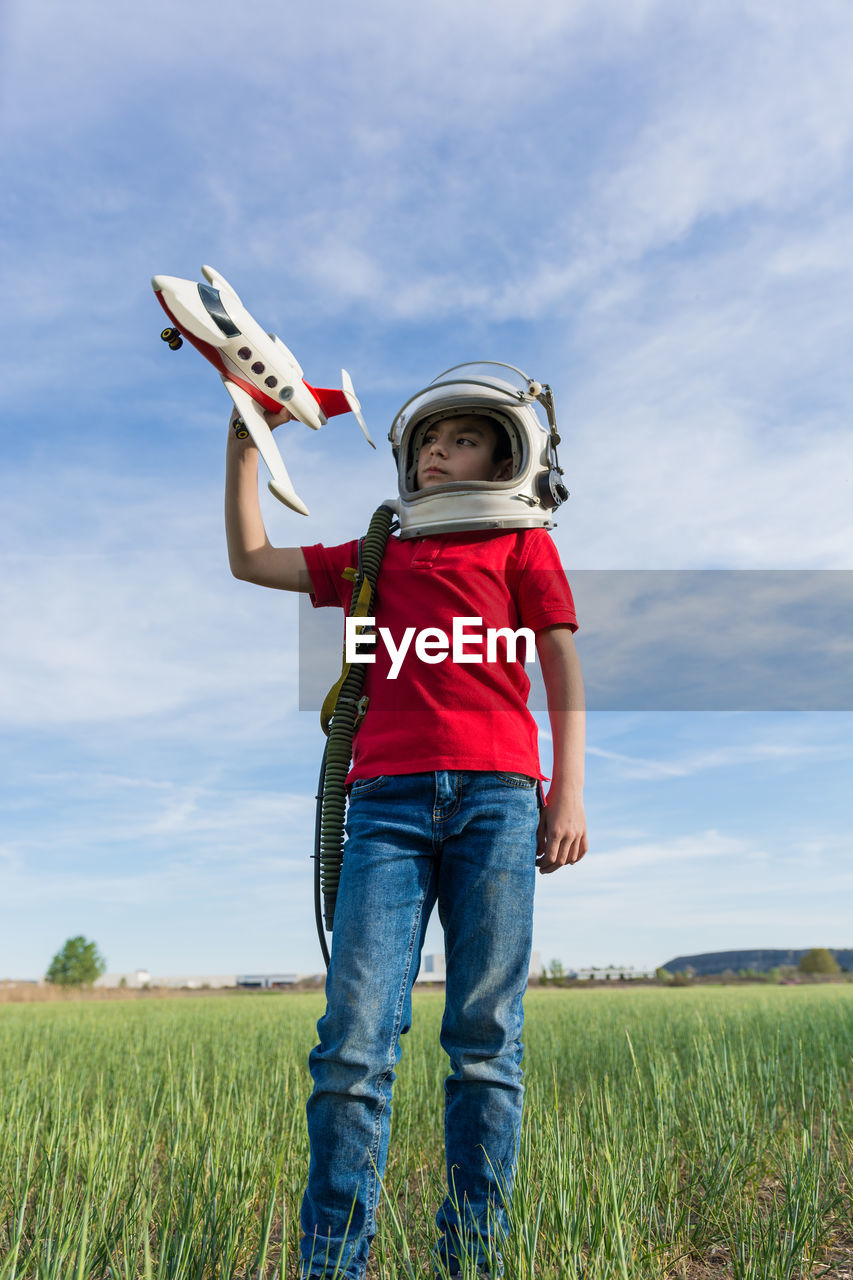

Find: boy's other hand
536;786;588;873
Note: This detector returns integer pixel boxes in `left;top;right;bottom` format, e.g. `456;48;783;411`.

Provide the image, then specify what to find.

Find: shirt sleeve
513;529;578;633
301;540;360;609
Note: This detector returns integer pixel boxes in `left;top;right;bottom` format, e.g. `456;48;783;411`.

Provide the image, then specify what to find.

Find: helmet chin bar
389;363;569;539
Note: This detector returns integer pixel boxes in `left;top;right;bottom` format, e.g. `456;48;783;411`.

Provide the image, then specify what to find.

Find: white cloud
532;824;853;968
573;829;752;877
0;450;367;729
5;0;852;323
0;541;296;727
586;739;818;781
583;713;853;781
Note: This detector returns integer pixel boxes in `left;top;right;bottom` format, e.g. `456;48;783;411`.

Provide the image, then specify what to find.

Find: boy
225;364;587;1279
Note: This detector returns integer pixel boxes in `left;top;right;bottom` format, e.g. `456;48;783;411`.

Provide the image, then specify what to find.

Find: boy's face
416;416;513;488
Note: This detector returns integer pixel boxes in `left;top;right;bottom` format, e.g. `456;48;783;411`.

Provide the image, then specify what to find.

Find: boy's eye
420;431;479;448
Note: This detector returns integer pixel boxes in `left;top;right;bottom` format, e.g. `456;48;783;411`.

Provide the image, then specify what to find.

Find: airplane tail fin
306;373;375;448
341;369;375;448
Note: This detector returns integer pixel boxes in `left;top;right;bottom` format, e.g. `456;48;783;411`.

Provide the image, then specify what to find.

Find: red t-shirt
302;527;577;782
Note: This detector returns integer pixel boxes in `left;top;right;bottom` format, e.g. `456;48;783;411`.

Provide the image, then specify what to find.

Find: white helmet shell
388;362;568;540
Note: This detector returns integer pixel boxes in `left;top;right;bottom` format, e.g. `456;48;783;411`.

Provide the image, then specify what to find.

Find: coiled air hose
314;502;396;966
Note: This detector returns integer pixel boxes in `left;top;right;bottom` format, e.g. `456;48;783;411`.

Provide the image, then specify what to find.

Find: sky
1;0;851;979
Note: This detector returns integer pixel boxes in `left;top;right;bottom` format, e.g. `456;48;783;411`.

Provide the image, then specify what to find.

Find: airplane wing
223;380;310;517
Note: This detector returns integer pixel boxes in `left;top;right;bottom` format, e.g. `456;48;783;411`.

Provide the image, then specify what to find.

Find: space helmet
388;362;568;540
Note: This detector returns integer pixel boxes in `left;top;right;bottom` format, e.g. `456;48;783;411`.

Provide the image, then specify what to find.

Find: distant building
661;948;853;976
571;965;656;981
96;970;154;989
95;971;311;990
417;953;446;982
415;951;542;983
96;971;237;990
237;974;300;989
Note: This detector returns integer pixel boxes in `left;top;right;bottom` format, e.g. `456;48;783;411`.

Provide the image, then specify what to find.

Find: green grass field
1;986;850;1279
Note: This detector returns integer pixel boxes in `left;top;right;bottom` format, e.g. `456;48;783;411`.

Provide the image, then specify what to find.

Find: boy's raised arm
224;409;312;592
535;625;588;873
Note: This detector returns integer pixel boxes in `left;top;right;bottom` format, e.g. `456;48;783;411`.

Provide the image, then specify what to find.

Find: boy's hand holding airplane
228;406;294;436
263;408;295;429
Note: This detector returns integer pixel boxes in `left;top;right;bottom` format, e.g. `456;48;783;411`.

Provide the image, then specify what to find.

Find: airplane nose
151;275;166;291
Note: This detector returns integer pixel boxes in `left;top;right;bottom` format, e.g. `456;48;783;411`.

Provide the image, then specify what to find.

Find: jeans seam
363;872;428;1239
349;774;387;797
432;771;462;837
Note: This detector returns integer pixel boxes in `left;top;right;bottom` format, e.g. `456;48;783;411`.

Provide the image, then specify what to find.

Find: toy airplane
152;265;374;515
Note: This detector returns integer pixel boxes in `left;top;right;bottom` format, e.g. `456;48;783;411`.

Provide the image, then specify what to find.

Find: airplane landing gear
160;327;183;350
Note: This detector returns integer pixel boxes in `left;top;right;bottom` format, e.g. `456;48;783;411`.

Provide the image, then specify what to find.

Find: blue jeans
299;770;540;1279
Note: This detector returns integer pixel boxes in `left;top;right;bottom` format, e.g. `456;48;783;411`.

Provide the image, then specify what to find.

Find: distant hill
661;948;852;976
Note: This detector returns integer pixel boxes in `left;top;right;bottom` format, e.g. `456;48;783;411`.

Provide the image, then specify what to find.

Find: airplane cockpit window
197;283;240;337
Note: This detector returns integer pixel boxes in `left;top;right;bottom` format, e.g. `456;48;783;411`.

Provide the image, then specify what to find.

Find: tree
45;936;106;987
798;948;840;976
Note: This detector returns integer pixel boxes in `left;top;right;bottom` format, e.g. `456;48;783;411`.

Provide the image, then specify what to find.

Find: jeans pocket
349;775;388;798
493;772;538;789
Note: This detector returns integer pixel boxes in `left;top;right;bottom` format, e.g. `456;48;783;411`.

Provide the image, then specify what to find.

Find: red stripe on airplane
305;383;351;419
